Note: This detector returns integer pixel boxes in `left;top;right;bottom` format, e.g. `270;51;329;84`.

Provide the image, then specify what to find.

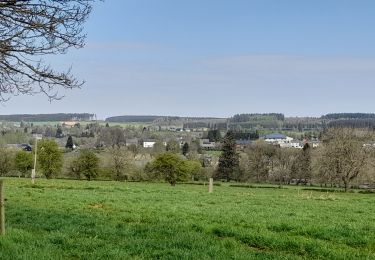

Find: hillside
0;113;95;122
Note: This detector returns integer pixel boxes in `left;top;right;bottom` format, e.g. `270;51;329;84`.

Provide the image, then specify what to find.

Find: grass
0;178;374;259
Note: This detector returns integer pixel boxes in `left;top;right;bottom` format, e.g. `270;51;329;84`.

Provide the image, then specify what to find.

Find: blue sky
2;0;375;119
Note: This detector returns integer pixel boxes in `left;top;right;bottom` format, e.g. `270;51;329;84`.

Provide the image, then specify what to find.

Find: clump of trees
316;128;369;191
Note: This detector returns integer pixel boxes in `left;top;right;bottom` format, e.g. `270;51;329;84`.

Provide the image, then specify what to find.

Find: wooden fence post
208;178;213;193
0;180;5;235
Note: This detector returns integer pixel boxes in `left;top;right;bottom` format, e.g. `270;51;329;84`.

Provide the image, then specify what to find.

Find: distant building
290;140;304;149
199;139;216;149
264;133;293;145
235;139;252;150
61;121;77;128
143;140;156;148
126;138;139;147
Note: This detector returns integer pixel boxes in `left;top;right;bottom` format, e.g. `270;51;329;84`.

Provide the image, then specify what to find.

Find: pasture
0;179;374;259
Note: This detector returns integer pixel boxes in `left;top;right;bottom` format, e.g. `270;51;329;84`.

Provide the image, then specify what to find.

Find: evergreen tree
215;131;239;181
66;135;74;149
207;129;222;142
56;127;63;138
182;142;189;156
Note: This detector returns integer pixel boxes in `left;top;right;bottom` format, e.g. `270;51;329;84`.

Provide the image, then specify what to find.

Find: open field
0;179;374;259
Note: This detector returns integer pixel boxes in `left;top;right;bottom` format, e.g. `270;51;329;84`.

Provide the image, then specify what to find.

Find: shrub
14;150;33;177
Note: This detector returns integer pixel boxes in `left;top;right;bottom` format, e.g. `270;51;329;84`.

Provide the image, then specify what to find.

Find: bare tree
109;146;134;181
244;143;277;183
318;128;369;191
0;0;96;101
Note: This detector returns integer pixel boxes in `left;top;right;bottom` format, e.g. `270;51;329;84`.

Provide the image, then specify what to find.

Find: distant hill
0;113;94;122
105;115;161;123
321;113;375;120
105;115;225;124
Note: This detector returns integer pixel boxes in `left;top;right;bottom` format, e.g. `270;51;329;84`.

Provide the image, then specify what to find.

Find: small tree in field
182;142;189;156
76;150;100;181
109;147;133;181
149;152;189;186
38;139;63;179
66;135;74;149
14;150;33;177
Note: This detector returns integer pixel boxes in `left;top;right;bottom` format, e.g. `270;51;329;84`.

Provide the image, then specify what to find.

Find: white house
143;140;156;148
290;140;304;149
264;133;293;146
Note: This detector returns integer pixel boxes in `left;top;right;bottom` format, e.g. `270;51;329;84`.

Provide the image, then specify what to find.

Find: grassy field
0;179;374;259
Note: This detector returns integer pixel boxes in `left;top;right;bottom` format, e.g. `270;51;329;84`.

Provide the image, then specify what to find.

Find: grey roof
235;140;252;145
264;133;286;139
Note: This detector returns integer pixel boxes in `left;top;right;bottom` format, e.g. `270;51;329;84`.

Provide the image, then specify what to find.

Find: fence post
208;178;213;193
0;180;5;235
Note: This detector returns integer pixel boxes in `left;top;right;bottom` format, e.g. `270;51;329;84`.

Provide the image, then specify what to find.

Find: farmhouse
264;133;293;145
199;139;216;149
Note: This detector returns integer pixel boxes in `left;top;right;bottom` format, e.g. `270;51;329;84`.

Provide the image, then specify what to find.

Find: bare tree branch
0;0;97;101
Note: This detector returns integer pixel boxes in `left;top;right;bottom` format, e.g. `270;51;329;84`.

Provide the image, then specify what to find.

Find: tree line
0;113;94;122
1;127;374;191
214;128;375;191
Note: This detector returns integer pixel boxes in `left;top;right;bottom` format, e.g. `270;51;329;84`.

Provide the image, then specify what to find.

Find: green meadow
0;178;374;259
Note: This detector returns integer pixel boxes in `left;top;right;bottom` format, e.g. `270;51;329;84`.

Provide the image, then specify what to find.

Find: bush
38;139;63;179
14;150;33;177
75;150;100;181
147;152;189;186
0;148;14;176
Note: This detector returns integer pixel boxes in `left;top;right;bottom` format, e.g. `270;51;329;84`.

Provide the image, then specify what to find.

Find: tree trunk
343;180;348;192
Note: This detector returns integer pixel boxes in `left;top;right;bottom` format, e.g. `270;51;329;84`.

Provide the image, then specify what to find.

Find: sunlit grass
0;178;374;259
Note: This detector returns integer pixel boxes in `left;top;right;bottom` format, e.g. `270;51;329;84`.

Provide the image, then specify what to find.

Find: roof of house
143;139;156;143
235;140;252;145
264;133;286;139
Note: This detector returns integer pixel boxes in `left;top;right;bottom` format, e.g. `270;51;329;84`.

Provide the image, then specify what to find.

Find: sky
2;0;375;119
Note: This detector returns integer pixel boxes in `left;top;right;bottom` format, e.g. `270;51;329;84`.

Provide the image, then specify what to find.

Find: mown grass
0;178;374;259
